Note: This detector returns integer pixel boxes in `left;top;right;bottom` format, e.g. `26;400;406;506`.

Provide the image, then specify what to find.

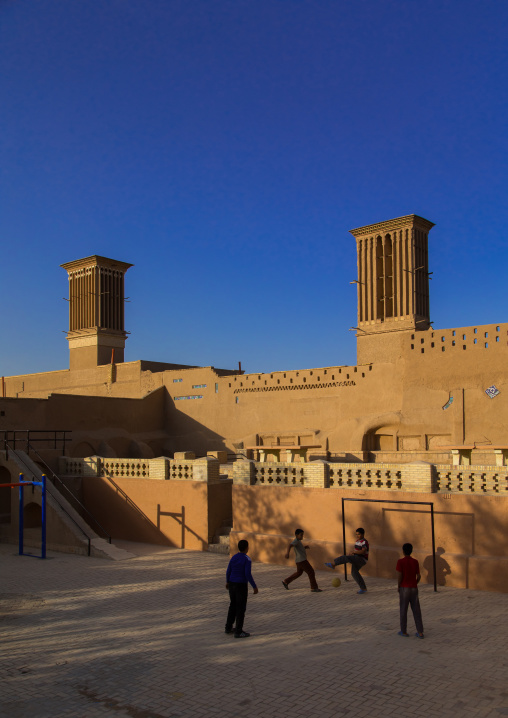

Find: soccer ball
331;577;341;588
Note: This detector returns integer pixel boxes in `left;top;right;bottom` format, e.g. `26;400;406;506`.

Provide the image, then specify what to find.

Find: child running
396;542;424;638
282;528;322;592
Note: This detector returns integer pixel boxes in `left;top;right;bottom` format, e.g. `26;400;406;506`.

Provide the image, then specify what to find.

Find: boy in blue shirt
225;539;258;638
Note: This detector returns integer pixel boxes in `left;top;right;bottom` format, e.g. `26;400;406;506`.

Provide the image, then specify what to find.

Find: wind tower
349;214;435;363
61;256;133;371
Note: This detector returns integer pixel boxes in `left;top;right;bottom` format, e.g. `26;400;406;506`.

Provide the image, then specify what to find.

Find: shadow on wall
232;486;312;566
423;546;451;586
163;397;231;457
83;477;173;546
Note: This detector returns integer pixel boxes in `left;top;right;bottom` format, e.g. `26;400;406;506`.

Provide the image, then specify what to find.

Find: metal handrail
1;430;72;456
5;444;93;556
27;444;111;544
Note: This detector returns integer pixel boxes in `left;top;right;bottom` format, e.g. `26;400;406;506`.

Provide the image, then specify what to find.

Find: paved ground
1;541;508;718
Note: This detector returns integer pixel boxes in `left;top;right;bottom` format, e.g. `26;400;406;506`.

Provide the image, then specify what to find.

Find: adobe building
1;215;508;591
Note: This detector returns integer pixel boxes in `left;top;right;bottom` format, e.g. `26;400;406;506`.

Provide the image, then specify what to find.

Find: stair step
208;542;230;555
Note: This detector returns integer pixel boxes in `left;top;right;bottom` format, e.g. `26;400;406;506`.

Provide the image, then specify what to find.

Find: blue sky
1;0;507;377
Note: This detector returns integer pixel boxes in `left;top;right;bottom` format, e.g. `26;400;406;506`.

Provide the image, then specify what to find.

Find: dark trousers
284;560;318;590
333;555;367;590
399;587;424;634
226;582;248;634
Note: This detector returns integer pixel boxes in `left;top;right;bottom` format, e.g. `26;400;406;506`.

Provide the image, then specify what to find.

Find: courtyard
1;542;507;718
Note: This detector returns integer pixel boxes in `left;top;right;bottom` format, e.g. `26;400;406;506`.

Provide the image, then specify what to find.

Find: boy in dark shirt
282;528;322;592
396;542;424;638
225;539;258;638
325;527;369;593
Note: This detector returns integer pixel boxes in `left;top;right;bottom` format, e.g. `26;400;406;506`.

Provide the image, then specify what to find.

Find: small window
324;370;327;375
496;336;500;342
421;348;424;354
452;340;455;346
235;397;239;404
303;377;306;383
431;342;435;348
362;372;365;378
310;371;313;376
290;378;293;383
441;336;445;342
369;366;372;371
463;345;466;350
277;379;280;384
485;332;489;338
283;373;286;378
173;378;182;383
332;375;335;380
411;344;414;349
474;338;477;344
317;377;320;381
462;335;466;341
441;347;445;352
215;383;218;393
496;326;500;332
346;374;350;379
474;328;477;334
485;342;489;348
452;330;456;336
354;367;358;372
411;334;415;339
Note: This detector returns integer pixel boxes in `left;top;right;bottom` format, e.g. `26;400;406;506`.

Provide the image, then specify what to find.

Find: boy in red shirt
396;543;424;639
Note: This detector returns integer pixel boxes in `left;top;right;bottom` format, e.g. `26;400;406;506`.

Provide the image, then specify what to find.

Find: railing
28;444;111;544
7;445;94;556
1;430;71;456
328;464;403;490
434;466;508;494
252;463;305;486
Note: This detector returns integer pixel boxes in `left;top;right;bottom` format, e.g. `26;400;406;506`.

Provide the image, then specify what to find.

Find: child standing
282;528;322;592
225;539;258;638
396;543;424;638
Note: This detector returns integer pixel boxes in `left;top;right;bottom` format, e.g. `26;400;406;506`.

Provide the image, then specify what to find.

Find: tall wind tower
349;214;434;362
61;256;133;370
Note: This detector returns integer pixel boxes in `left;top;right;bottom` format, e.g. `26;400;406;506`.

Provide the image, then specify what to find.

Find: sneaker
311;588;322;592
282;581;289;590
398;631;409;637
324;562;335;569
357;589;367;594
225;626;234;634
415;633;424;639
234;631;251;638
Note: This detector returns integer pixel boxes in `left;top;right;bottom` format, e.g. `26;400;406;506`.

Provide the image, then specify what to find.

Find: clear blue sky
1;0;507;377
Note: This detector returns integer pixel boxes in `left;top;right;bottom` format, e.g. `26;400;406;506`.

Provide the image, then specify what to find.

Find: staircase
208;518;232;555
0;449;135;560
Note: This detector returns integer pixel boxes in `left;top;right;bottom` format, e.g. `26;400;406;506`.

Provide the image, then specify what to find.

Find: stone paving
1;541;508;718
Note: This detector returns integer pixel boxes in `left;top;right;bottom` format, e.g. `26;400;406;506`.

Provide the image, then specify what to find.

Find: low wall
231;484;508;593
233;459;508;495
81;476;231;549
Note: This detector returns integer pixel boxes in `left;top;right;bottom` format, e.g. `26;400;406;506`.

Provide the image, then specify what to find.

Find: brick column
232;460;255;485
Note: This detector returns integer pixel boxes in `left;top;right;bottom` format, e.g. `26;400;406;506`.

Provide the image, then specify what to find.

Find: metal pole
430;502;437;592
41;474;47;559
341;497;348;582
18;473;24;556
